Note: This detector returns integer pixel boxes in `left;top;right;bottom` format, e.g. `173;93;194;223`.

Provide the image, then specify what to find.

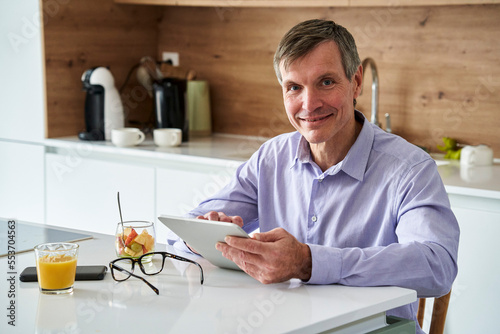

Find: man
169;19;459;331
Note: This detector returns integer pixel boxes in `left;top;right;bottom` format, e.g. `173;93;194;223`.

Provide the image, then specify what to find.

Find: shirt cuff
306;244;343;284
166;229;194;254
172;240;194;254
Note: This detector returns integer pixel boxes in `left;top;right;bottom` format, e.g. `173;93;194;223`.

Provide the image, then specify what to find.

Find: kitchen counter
1;221;417;334
432;154;500;200
44;134;267;167
44;135;500;200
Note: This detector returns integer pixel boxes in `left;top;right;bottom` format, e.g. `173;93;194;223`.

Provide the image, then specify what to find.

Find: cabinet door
0;141;44;223
155;161;238;244
0;0;45;142
441;196;500;334
46;153;155;236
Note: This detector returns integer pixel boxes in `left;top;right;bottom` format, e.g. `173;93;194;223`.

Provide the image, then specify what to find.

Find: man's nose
302;88;323;112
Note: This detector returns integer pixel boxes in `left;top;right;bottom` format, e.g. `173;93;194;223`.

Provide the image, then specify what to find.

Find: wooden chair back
417;290;452;334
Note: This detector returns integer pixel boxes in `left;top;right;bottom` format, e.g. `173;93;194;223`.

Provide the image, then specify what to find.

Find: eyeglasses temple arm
111;264;160;295
174;255;205;285
195;262;204;285
168;254;205;285
130;271;160;295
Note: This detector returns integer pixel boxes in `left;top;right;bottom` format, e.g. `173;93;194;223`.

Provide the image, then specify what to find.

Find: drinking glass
34;243;79;295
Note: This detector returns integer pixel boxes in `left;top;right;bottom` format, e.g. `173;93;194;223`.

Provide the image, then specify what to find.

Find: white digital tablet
158;215;250;271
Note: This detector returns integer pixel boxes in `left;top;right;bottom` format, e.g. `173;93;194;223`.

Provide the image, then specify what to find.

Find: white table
1;222;416;334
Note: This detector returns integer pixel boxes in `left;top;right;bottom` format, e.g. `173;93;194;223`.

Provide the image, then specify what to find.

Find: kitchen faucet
360;58;391;133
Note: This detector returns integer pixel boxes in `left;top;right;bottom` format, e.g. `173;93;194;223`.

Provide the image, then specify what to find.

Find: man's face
280;41;362;146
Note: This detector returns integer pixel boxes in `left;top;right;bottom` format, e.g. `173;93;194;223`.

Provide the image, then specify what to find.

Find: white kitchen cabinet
440;194;500;334
0;2;46;223
43;136;248;243
45;152;155;236
0;141;44;223
155;160;238;244
0;1;45;143
44;140;240;243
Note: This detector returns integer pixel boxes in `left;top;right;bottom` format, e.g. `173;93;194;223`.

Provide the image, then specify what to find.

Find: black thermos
79;84;105;141
153;78;189;142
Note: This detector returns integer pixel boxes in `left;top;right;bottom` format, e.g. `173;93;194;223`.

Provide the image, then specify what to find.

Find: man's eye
323;79;333;86
289;85;300;91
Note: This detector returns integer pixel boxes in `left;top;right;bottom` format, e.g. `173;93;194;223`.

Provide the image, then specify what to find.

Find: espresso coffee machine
153;78;189;142
79;67;124;141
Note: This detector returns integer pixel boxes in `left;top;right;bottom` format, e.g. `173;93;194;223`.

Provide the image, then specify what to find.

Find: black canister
79;68;105;141
153;78;189;142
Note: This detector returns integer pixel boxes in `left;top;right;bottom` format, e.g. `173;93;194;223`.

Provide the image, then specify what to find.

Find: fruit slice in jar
124;229;138;246
130;242;142;253
134;230;155;253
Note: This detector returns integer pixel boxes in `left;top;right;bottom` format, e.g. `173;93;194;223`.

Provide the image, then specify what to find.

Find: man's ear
352;64;363;99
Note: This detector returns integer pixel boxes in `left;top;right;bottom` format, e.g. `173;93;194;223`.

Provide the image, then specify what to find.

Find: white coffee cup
154;128;182;147
111;128;145;147
460;145;493;166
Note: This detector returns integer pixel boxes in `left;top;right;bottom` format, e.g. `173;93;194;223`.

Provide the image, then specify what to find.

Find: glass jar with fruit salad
115;221;156;259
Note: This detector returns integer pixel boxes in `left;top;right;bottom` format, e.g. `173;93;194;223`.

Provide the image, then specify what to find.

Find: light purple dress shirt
170;111;459;332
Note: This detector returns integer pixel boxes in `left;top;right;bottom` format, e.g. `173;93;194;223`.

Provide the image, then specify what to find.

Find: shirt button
311;215;317;222
318;178;323;183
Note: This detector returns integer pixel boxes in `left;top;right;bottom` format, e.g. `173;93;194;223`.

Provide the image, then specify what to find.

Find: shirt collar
341;111;373;181
290;110;374;181
291;135;312;167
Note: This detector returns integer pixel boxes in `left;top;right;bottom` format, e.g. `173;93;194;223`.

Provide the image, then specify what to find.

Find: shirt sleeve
307;160;460;298
167;151;262;251
188;156;261;233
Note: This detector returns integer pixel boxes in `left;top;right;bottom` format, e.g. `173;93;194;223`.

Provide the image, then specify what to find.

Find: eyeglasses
109;251;204;295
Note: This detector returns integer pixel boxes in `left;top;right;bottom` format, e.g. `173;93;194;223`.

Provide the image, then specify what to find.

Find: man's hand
216;227;312;284
197;211;244;228
186;211;244;254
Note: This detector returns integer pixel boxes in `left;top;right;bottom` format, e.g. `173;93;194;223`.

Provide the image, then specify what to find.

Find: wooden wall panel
43;0;162;138
116;0;350;6
158;5;500;156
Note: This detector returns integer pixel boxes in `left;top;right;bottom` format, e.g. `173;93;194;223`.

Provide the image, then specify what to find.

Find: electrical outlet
162;52;179;66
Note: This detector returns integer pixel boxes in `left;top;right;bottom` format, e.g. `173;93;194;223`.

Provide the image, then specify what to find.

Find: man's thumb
252;228;284;242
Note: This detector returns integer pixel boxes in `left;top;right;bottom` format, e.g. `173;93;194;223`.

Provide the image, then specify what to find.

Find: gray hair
273;19;361;85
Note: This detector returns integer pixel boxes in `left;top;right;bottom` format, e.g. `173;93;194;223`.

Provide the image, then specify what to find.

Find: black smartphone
20;265;107;282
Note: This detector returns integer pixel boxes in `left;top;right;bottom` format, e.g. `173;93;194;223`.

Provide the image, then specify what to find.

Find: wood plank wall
43;0;162;138
158;5;500;156
43;2;500;157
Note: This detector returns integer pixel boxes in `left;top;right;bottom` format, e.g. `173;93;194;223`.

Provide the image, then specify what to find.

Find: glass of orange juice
34;243;79;295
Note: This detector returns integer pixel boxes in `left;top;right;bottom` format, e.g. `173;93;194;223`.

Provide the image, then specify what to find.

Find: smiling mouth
299;114;333;122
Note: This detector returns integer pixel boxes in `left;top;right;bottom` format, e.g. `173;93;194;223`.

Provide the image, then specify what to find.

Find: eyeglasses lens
141;254;164;275
112;258;133;281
